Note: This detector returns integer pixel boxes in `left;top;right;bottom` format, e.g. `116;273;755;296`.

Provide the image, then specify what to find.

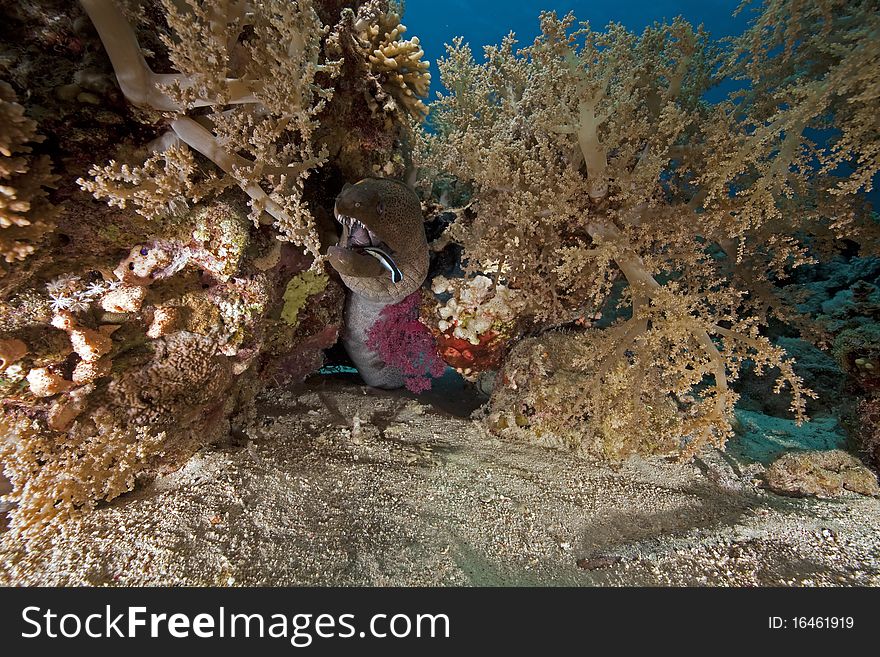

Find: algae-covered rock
728;409;847;464
765;449;879;499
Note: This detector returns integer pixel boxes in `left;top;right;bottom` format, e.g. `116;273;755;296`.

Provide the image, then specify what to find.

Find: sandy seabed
1;378;879;586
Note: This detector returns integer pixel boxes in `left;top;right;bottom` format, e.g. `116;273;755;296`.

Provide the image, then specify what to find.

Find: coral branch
0;81;57;268
79;0;256;111
78;0;337;259
419;9;826;459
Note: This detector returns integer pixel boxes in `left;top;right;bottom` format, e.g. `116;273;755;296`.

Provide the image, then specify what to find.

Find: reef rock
765;450;880;499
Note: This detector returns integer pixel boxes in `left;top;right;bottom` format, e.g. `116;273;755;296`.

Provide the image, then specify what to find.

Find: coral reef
858;397;880;470
417;5;877;460
0;0;421;536
76;0;338;258
0;0;878;546
772;254;880;467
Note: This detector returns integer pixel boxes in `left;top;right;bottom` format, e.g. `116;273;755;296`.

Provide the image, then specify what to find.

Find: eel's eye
355;201;361;208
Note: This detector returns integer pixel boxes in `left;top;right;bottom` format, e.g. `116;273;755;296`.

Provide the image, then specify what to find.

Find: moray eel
328;178;429;389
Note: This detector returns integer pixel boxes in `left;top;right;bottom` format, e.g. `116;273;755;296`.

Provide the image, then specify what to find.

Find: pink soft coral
366;292;446;393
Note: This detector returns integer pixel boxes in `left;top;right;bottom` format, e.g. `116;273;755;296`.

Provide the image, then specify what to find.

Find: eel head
328;178;428;303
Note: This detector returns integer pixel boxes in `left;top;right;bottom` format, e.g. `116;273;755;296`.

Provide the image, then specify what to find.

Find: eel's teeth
337;215;368;232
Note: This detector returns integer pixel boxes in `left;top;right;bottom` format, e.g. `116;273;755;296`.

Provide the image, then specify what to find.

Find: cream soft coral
77;0;340;259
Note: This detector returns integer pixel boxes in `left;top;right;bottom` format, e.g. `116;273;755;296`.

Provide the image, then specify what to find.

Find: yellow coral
358;9;431;119
78;144;198;221
1;329;237;535
700;0;880;241
0;411;169;536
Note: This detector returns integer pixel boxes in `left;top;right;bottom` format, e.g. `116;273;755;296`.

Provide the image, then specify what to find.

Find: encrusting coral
429;274;523;379
281;271;329;326
417;5;878;460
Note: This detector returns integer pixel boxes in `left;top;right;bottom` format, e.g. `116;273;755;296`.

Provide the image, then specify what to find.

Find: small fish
362;246;402;283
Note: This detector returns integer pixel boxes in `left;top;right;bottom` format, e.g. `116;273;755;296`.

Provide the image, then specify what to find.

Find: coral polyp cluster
359;9;431;119
431;275;523;344
0;81;58;273
429;274;522;378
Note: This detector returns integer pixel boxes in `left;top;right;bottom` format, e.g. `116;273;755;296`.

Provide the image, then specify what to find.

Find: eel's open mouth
334;210;403;283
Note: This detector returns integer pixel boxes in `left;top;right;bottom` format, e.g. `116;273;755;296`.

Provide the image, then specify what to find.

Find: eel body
327;178;429;388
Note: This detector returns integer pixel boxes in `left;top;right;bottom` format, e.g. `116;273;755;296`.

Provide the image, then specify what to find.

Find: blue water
405;0;750;90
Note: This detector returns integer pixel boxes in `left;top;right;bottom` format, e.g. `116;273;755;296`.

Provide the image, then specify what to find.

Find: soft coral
366;292;446;393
